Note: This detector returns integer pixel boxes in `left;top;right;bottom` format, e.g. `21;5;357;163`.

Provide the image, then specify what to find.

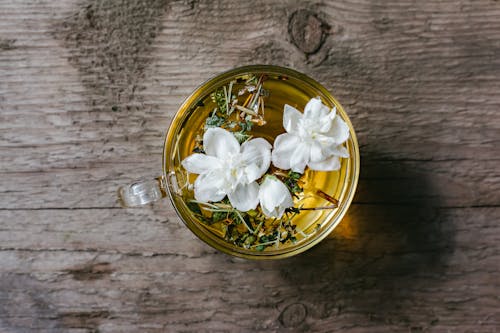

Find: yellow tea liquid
168;72;351;251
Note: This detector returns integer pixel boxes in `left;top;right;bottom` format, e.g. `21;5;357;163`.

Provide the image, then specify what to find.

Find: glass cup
119;65;359;259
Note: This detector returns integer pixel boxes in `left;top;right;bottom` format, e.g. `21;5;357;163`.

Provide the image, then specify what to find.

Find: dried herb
210;88;227;114
205;113;225;128
190;199;305;251
187;201;202;215
284;171;303;197
212;211;227;223
233;132;251;144
239;120;253;132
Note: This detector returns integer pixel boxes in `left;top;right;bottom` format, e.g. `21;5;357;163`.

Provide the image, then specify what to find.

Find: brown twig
299;205;338;211
316;189;339;206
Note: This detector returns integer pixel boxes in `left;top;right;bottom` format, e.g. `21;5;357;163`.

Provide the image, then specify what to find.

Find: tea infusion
173;73;350;251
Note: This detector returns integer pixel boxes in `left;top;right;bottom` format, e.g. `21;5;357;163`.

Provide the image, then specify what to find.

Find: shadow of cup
272;152;455;324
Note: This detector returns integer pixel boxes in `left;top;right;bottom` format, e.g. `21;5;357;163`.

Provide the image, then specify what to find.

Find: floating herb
211;88;227;114
243;120;254;131
233;131;251;144
283;171;304;198
205;113;225;128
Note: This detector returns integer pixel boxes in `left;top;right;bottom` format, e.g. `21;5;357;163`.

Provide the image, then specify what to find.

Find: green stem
250;240;276;248
188;200;220;209
234;209;253;233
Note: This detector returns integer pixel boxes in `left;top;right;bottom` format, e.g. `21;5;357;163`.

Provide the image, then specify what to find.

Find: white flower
272;97;350;173
182;127;272;211
258;176;294;218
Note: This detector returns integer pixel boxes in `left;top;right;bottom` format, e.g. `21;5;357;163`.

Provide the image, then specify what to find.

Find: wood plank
1;157;499;208
0;0;499;332
0;207;498;332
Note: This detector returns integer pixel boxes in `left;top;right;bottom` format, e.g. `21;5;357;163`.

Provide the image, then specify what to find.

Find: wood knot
288;9;328;54
279;303;307;328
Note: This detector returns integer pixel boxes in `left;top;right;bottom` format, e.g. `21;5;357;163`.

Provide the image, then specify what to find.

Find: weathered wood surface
0;0;499;332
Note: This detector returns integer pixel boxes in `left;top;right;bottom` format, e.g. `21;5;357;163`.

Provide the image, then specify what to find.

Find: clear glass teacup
119;65;359;259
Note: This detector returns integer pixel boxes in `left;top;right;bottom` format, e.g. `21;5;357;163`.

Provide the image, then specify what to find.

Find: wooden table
1;1;499;332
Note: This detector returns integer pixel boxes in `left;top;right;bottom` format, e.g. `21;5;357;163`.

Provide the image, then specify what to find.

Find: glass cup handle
119;177;166;207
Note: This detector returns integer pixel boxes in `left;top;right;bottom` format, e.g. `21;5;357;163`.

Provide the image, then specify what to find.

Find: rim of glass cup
162;65;360;260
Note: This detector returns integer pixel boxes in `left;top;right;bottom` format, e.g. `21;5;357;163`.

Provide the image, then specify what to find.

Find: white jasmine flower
182;127;271;211
272;97;350;173
258;176;294;218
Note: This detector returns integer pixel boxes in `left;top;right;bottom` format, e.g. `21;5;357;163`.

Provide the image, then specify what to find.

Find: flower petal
271;133;300;170
242;163;261;184
259;178;281;213
326;115;350;145
260;206;279;218
203;127;240;159
181;153;221;175
308;155;341;171
317;107;336;133
228;181;259;212
329;106;337;120
304;97;330;120
317;117;332;133
290;142;310;173
258;177;293;218
309;141;325;163
325;144;349;158
283;104;302;133
240;137;272;182
194;171;227;202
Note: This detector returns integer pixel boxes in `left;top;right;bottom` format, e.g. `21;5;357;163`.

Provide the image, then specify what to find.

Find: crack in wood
0;38;16;51
65;262;114;281
58;310;110;329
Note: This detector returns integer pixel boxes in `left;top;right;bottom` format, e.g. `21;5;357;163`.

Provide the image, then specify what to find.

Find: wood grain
1;0;499;332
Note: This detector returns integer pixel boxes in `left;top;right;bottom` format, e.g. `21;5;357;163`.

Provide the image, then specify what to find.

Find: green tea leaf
255;245;266;251
210;88;227;114
233;131;250;144
239;120;253;132
205;114;225;128
187;202;201;215
212;211;226;223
